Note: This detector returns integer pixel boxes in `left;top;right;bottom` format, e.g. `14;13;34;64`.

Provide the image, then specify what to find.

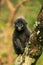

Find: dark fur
13;17;31;55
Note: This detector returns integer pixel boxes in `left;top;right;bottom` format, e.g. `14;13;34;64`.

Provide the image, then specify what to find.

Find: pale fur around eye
21;24;23;27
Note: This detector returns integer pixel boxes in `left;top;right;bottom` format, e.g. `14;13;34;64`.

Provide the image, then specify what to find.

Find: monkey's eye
21;24;23;27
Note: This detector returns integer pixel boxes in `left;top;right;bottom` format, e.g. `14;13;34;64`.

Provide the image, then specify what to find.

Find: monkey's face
14;18;27;31
15;22;24;31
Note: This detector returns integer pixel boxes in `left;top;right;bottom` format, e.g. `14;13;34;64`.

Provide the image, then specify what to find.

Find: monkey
13;17;31;55
12;17;31;55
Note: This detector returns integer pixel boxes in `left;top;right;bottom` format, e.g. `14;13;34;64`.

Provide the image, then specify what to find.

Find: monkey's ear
23;19;27;24
13;21;16;27
26;22;27;24
24;22;27;25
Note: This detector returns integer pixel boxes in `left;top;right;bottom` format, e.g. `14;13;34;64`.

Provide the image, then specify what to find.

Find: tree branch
5;0;15;12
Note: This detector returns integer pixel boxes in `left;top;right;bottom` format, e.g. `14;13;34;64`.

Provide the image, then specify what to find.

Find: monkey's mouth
18;27;22;31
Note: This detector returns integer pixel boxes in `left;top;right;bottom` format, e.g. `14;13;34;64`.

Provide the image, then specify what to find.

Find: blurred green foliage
1;52;8;58
0;0;43;65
